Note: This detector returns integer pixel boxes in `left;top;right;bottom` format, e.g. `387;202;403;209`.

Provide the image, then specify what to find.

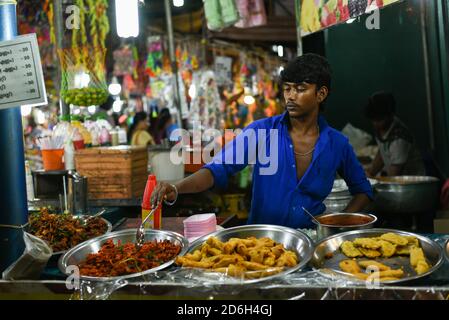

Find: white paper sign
214;56;233;86
0;33;47;110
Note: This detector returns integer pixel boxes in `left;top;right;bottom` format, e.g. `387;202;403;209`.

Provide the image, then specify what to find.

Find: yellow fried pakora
378;240;397;258
339;259;361;274
353;238;381;249
380;233;409;246
340;241;363;258
358;247;382;258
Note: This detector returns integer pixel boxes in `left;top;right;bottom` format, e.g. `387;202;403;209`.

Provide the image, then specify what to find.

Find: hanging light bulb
108;77;122;96
173;0;184;7
115;0;140;38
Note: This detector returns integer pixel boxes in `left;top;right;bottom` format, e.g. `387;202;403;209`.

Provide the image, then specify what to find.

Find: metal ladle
80;208;107;225
302;207;321;225
135;203;160;251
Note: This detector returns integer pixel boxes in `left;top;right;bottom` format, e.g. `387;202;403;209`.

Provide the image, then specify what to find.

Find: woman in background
128;112;155;146
154;108;179;144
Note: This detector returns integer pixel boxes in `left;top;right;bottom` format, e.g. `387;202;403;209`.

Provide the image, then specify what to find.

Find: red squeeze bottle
142;175;162;229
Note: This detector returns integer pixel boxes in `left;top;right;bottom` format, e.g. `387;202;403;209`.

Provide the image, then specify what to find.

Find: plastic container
41;149;65;171
141;175;162;229
64;141;75;170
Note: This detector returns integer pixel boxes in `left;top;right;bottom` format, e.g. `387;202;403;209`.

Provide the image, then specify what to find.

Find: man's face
283;82;327;118
371;116;393;134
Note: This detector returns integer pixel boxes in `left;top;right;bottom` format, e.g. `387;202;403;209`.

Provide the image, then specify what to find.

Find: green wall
309;0;449;176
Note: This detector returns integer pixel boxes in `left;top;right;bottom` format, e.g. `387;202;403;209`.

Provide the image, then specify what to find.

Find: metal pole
420;0;435;151
0;0;28;273
295;0;303;56
164;0;182;124
54;0;69;116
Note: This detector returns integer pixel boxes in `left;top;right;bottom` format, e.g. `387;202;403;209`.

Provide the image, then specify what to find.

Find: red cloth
440;179;449;209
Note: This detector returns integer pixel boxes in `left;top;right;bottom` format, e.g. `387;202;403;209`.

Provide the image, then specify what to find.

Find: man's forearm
344;194;371;213
175;168;215;194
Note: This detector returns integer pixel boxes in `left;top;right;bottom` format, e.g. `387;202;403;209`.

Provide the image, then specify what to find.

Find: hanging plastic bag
235;0;267;28
204;0;224;31
58;47;109;107
2;232;53;280
219;0;240;27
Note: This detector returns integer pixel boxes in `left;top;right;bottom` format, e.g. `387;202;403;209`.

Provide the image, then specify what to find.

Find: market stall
1;0;449;302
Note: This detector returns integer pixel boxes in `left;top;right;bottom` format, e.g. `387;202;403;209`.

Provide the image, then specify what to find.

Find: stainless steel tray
59;228;189;282
311;228;444;284
183;224;314;283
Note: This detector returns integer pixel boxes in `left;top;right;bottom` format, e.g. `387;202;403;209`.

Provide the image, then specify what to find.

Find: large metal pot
312;212;377;240
324;179;377;213
373;176;440;214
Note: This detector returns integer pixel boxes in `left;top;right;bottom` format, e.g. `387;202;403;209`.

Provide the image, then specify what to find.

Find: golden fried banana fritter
358;260;391;271
358;247;382;258
380;233;409;246
410;247;425;267
339;259;361;274
395;245;413;255
405;236;420;247
415;260;430;275
340;241;363;258
353;238;381;249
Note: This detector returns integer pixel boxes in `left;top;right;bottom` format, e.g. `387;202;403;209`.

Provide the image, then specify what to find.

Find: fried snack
395;245;413;255
358;247;382;258
405;236;420;247
353;238;381;249
410;247;430;275
175;236;299;279
358;260;391;271
415;260;430;275
378;240;397;258
184;250;202;262
380;233;409;246
410;247;425;267
340;241;363;258
207;237;225;251
276;251;298;267
339;259;361;274
369;269;404;278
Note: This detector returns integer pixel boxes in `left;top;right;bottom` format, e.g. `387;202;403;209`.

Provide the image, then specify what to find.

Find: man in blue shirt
151;54;372;228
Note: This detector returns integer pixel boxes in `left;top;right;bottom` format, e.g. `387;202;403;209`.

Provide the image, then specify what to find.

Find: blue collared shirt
204;112;373;229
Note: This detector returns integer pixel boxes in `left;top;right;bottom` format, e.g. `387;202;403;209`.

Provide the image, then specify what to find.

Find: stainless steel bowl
59;228;189;282
325;179;378;213
373;176;440;214
311;228;444;284
184;224;314;283
312;213;377;240
445;238;449;263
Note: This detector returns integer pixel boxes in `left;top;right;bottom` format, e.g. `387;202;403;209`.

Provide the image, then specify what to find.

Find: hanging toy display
145;36;164;78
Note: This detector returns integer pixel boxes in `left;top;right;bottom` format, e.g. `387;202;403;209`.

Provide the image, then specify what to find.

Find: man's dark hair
280;53;332;111
364;91;396;121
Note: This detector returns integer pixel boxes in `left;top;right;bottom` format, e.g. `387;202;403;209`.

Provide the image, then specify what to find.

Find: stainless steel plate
183;224;314;283
59;228;189;282
311;228;443;284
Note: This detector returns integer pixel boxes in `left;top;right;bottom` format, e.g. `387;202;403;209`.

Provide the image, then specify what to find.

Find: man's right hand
150;182;177;209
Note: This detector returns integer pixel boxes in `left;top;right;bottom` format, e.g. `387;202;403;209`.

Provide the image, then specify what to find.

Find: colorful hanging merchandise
59;0;110;107
113;46;136;76
235;0;267;28
203;0;240;31
145;36;164;78
189;70;221;130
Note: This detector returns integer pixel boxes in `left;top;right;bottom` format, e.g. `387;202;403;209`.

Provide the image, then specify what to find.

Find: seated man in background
365;92;425;177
